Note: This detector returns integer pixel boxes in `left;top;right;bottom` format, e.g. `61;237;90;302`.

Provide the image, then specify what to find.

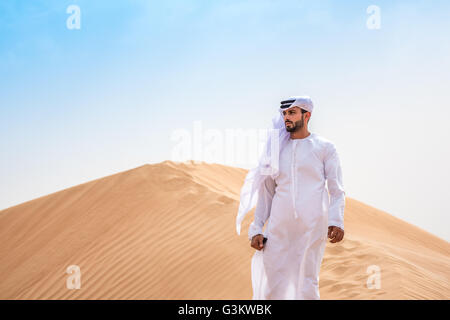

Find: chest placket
291;140;299;219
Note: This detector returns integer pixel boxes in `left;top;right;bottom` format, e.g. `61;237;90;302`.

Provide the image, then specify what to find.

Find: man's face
282;107;308;132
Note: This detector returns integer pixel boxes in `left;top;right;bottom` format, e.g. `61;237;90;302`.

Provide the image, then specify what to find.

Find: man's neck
290;129;311;140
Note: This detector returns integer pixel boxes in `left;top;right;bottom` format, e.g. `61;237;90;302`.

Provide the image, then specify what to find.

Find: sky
1;0;449;241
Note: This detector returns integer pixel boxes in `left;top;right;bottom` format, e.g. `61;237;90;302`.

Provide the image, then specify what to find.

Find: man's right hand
250;234;265;251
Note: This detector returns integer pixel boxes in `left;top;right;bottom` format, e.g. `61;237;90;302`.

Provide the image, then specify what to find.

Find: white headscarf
235;96;314;235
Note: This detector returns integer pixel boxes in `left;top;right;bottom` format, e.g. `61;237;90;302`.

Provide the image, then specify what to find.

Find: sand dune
0;160;449;299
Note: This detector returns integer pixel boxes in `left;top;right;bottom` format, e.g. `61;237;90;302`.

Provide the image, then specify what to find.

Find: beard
285;116;304;132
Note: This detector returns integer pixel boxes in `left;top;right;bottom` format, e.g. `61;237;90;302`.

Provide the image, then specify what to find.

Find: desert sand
0;160;449;299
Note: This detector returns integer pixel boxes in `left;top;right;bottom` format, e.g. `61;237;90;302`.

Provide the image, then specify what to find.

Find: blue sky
1;0;450;241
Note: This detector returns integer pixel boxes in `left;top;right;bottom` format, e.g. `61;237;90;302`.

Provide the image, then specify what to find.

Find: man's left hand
328;226;344;243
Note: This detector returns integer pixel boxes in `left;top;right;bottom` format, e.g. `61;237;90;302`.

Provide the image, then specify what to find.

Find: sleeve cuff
248;224;263;241
328;220;344;230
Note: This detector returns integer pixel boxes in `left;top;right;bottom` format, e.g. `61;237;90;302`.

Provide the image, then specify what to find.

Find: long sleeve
324;143;346;230
248;176;276;241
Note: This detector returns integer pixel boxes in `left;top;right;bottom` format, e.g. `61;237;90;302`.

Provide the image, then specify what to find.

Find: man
235;96;346;300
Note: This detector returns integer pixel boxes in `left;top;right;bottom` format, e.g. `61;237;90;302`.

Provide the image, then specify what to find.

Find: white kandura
235;96;346;299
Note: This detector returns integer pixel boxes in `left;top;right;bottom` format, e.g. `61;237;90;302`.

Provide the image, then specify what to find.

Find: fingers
250;235;265;250
330;230;339;243
329;231;337;242
329;227;337;241
338;230;344;242
329;227;344;243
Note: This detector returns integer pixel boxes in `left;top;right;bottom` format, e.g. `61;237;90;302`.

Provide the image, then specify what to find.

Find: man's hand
250;234;265;250
328;226;344;243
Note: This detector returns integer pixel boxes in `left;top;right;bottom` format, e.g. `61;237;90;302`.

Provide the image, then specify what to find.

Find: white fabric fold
291;139;298;219
235;109;289;235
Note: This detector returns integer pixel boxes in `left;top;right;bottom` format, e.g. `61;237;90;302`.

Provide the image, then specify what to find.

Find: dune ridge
0;160;448;299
